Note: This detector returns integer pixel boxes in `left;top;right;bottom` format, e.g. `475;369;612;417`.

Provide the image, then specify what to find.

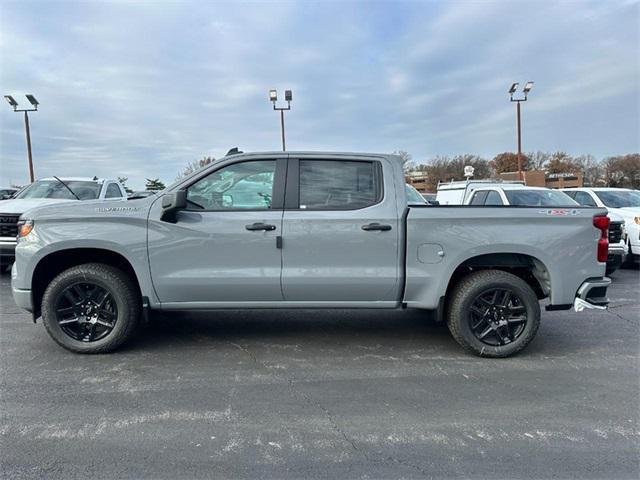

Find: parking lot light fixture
25;94;39;108
509;82;534;181
523;81;534;95
269;89;293;152
4;95;18;109
3;94;39;182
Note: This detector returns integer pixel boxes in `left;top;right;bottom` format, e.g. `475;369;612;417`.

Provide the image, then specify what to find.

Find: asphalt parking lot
1;267;638;479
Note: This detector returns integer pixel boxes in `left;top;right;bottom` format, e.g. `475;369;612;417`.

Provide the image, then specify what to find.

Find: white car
464;185;628;274
405;184;427;205
0;177;127;268
435;179;525;205
562;188;639;264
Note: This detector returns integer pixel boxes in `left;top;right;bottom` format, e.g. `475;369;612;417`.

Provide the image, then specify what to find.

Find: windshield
405;184;427;204
594;190;640;208
15;180;101;200
504;189;578;207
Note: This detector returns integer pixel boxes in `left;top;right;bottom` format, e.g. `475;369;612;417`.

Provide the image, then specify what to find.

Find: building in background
500;171;584;188
406;171;431;192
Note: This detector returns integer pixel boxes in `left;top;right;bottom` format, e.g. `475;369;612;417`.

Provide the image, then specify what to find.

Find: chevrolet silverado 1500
11;152;611;357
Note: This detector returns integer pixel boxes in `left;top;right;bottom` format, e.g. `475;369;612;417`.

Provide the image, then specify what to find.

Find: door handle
361;223;392;231
245;222;276;231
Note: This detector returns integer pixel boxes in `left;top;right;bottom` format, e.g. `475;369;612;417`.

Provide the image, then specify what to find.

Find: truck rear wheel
446;270;540;358
41;263;140;353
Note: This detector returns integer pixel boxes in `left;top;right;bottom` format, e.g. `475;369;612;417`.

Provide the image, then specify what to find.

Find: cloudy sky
1;0;638;189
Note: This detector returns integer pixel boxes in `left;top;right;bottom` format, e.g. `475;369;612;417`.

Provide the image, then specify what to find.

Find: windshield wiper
53;176;81;200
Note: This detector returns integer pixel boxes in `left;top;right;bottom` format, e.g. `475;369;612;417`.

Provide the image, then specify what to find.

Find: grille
0;214;20;238
609;221;623;244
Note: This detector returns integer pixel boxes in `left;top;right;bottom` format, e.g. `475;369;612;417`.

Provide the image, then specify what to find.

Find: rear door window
298;160;382;210
470;191;488;205
574;191;597;206
484;191;504;205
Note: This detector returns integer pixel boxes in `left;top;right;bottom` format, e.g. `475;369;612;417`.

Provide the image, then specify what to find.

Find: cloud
0;0;638;188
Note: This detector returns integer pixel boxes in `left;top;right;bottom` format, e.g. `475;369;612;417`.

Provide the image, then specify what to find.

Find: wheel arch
444;252;551;303
31;248;143;318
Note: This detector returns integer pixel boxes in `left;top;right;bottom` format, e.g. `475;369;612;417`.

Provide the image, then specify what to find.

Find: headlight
17;219;34;238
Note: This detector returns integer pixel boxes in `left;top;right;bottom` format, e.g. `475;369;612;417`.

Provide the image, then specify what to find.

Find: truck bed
403;205;607;309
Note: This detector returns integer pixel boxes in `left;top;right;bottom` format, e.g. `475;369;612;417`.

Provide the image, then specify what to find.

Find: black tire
0;257;13;273
41;263;141;353
446;270;540;358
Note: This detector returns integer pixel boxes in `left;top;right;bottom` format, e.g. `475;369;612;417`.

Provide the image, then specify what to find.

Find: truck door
148;158;286;304
280;158;400;303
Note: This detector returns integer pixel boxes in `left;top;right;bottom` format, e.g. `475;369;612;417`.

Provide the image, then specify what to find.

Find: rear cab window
298;160;382;210
105;183;123;198
484;190;504;205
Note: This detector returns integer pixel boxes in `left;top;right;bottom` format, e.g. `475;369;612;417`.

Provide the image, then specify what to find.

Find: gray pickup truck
11;151;612;357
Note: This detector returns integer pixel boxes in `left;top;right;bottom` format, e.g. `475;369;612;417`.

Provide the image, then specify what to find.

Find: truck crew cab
11;152;611;357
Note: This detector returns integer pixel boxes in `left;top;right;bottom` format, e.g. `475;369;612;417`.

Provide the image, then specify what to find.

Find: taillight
593;215;609;263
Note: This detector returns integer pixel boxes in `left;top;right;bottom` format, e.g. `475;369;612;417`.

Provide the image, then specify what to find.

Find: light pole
509;81;534;181
4;94;39;183
269;89;292;151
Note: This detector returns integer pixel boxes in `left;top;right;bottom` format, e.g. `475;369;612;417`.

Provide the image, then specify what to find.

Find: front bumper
12;287;33;312
10;261;33;312
0;237;17;259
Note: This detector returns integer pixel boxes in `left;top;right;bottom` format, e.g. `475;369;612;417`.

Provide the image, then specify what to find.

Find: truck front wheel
446;270;540;358
41;263;141;353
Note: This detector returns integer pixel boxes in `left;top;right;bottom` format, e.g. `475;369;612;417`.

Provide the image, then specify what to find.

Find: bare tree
491;152;531;174
177;156;215;180
527;151;551;170
393;150;414;174
574;154;602;186
546;152;580;174
603;154;640;188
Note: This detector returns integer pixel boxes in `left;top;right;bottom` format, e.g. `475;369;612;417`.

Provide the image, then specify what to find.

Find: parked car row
562;187;639;266
433;179;637;275
0;187;20;199
0;177;127;268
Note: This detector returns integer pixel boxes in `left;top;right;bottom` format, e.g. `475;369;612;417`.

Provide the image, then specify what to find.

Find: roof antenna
226;147;243;156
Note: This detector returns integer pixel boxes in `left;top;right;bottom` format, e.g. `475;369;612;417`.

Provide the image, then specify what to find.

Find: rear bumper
576;277;611;307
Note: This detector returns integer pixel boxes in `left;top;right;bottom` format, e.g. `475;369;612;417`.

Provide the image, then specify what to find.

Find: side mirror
160;190;187;223
431;200;440;205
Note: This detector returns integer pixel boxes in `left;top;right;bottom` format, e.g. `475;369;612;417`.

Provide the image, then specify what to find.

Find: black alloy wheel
468;288;527;347
54;282;118;342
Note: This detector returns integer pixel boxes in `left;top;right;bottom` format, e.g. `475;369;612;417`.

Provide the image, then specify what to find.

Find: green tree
117;176;134;194
145;178;166;192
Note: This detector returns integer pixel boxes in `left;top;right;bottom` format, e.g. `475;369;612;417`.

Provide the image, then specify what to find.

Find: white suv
0;177;126;268
562;188;639;264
